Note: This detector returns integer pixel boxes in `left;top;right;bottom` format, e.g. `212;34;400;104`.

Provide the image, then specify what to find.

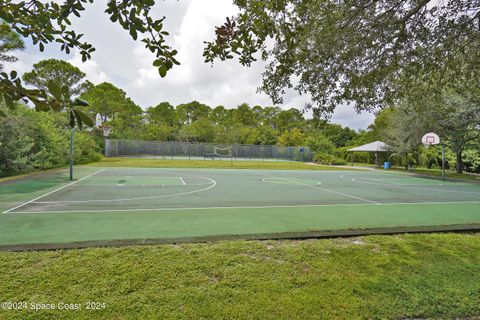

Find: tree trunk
456;151;463;173
405;153;408;171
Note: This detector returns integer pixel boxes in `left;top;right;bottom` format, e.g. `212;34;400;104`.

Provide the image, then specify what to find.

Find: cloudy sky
11;0;374;130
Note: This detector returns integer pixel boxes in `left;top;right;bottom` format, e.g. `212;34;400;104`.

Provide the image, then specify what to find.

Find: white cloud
68;50;109;84
330;105;375;130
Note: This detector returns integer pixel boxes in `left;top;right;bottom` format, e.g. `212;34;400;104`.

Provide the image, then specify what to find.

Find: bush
463;149;480;173
0;105;102;178
26;110;68;170
0;114;34;176
313;153;347;165
305;134;335;153
73;131;102;164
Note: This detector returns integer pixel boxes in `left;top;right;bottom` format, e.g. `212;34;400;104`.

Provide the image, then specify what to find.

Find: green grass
350;162;480;182
1;233;480;319
85;157;348;170
0;166;67;183
398;167;480;181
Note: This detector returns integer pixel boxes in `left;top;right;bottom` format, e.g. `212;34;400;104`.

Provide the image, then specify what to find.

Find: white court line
262;177;322;186
10;201;480;214
179;177;186;185
313;186;381;205
259;171;381;205
339;174;480;195
2;170;105;214
30;178;217;204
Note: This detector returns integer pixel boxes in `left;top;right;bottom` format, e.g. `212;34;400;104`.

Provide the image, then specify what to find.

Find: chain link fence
105;139;313;162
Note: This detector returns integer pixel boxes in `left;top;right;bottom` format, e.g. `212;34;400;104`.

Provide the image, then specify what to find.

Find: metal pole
69;127;76;181
442;144;445;181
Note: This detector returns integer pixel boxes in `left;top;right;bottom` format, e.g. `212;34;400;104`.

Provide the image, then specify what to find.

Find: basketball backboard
421;132;440;147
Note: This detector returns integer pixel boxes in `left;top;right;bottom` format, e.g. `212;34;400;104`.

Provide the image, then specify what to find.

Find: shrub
305;134;335;153
0;114;34;176
73;131;102;164
0;105;102;177
313;153;347;165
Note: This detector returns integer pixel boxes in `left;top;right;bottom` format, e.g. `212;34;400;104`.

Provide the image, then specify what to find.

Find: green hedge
0;105;101;177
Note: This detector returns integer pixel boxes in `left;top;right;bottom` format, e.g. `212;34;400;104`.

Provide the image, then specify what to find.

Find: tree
176;101;211;125
387;91;480;173
204;0;480;115
232;103;256;127
146;102;177;127
80;82;128;122
142;124;173;141
385;104;426;170
305;134;335;154
434;91;480;173
190;119;216;143
275;108;305;133
109;98;144;139
22;64;94;129
209;105;229;126
223;124;251;144
80;82;142;137
0;109;34;176
277;128;306;147
23;59;91;97
177;125;198;143
251;105;264;126
0;23;24;71
1;0;179;126
246;126;278;145
262;106;282;129
319;124;357;148
0;104;100;177
365;108;396;142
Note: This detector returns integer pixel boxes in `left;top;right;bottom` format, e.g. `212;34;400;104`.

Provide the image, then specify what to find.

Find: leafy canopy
203;0;480;115
23;59;91;97
0;23;24;71
0;0;179;126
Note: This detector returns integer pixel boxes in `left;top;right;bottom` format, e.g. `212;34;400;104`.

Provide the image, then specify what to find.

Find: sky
10;0;374;131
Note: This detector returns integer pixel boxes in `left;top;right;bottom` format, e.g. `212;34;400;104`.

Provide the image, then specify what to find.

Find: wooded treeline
1;58;479;178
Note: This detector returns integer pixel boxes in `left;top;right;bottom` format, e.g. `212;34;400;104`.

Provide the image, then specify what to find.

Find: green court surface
0;166;479;249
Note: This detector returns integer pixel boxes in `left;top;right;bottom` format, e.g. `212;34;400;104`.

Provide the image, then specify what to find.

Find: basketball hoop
99;125;111;137
421;132;440;148
421;132;446;181
95;113;111;137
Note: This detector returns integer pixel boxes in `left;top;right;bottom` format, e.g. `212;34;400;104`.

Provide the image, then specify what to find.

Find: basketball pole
441;144;445;181
69;127;76;181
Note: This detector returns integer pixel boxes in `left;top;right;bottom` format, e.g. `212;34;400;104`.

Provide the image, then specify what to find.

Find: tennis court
1;166;479;249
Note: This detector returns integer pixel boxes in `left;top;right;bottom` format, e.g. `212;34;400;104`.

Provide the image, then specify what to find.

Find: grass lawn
0;233;479;319
351;162;480;182
398;167;480;181
85;157;347;171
